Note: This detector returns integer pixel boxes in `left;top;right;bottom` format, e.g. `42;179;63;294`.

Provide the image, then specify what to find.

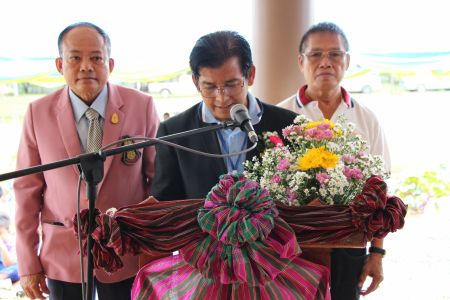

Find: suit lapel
100;84;124;188
245;100;265;161
56;87;82;176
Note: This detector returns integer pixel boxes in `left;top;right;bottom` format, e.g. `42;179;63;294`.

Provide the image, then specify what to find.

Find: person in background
0;183;14;214
278;22;390;299
0;211;18;283
151;30;299;201
14;22;159;300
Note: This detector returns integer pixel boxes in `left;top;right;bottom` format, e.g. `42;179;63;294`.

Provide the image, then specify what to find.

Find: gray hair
299;22;349;53
57;22;111;57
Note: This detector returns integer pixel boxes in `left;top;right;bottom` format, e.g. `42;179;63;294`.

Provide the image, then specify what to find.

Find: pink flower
314;130;325;140
342;154;357;164
317;123;331;130
269;135;284;146
321;129;334;139
271;175;282;183
294;125;305;134
316;172;330;185
306;128;333;140
282;126;294;137
305;128;317;138
344;167;363;180
286;188;298;204
276;159;290;171
283;125;304;137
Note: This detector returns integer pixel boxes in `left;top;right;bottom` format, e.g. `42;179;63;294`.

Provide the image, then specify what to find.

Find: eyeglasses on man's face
302;50;348;62
198;80;245;98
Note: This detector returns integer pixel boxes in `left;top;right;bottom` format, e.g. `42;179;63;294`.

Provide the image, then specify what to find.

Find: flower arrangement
244;115;388;206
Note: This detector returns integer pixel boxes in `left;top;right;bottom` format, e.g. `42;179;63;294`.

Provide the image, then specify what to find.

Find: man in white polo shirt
278;22;390;300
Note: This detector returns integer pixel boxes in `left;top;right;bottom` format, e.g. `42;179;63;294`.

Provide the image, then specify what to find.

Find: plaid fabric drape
74;175;406;299
125;174;331;300
74;176;406;274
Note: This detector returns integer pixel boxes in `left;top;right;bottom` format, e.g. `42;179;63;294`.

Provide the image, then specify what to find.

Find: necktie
85;108;103;152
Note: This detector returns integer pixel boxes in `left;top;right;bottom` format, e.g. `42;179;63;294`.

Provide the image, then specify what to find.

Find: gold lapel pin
111;112;119;124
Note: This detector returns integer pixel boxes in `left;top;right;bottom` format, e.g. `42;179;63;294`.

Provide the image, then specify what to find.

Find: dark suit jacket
151;99;298;201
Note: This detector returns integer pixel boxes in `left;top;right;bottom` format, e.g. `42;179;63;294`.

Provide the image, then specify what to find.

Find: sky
2;0;253;72
313;0;450;53
2;0;449;72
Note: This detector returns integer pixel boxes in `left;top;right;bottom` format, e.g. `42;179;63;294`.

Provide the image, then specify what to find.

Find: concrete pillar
252;0;312;104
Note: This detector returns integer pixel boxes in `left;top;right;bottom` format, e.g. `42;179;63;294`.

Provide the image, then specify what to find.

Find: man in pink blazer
13;22;159;300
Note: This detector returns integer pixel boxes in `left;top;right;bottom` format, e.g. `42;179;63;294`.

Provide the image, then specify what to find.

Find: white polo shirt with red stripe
278;85;391;172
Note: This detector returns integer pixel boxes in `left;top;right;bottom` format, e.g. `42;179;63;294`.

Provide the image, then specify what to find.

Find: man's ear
192;74;200;91
298;54;305;72
247;65;256;86
345;53;350;71
55;57;63;74
108;58;115;73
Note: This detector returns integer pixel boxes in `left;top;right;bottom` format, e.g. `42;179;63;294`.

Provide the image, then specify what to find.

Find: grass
0;94;42;123
0;95;47;175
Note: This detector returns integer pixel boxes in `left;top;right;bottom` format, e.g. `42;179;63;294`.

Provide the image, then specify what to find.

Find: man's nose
215;88;229;101
319;54;332;66
80;59;94;72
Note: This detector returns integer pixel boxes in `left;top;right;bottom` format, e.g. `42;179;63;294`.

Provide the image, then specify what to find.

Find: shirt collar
296;84;351;108
201;92;262;125
69;86;108;122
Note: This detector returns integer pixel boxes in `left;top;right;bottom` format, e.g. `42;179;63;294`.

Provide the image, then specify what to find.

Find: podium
73;174;406;300
74;176;406;275
299;230;365;268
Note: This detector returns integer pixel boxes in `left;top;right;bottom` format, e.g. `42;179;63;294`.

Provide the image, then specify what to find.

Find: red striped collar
296;85;351;108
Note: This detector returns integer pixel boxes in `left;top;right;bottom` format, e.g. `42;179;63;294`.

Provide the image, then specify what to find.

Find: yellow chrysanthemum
297;146;339;171
305;119;334;130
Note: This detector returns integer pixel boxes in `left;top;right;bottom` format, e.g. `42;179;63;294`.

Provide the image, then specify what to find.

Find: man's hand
358;253;384;296
20;273;49;299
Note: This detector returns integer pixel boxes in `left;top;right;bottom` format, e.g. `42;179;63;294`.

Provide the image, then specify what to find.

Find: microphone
230;104;258;143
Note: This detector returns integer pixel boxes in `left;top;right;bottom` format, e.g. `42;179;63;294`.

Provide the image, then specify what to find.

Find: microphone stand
0;121;237;300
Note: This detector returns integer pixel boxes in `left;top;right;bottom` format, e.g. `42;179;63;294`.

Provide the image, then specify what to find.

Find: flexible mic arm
0;121;238;182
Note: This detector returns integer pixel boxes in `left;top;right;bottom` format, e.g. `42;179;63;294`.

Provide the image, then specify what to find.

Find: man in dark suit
151;30;298;201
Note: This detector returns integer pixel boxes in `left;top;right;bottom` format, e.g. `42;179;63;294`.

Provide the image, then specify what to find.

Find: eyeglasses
198;81;245;98
302;50;348;62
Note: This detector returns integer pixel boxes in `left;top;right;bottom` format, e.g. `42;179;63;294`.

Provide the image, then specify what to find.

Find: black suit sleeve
150;122;186;201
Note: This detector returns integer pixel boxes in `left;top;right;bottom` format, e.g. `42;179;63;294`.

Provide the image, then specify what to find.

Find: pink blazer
14;83;159;283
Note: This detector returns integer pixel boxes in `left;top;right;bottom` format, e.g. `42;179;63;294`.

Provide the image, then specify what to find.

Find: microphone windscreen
230;104;249;123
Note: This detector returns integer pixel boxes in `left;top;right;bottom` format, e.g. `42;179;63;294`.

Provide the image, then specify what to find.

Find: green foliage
395;166;450;213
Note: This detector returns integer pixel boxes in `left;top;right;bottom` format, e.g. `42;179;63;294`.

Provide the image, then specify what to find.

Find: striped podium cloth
74;175;406;300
